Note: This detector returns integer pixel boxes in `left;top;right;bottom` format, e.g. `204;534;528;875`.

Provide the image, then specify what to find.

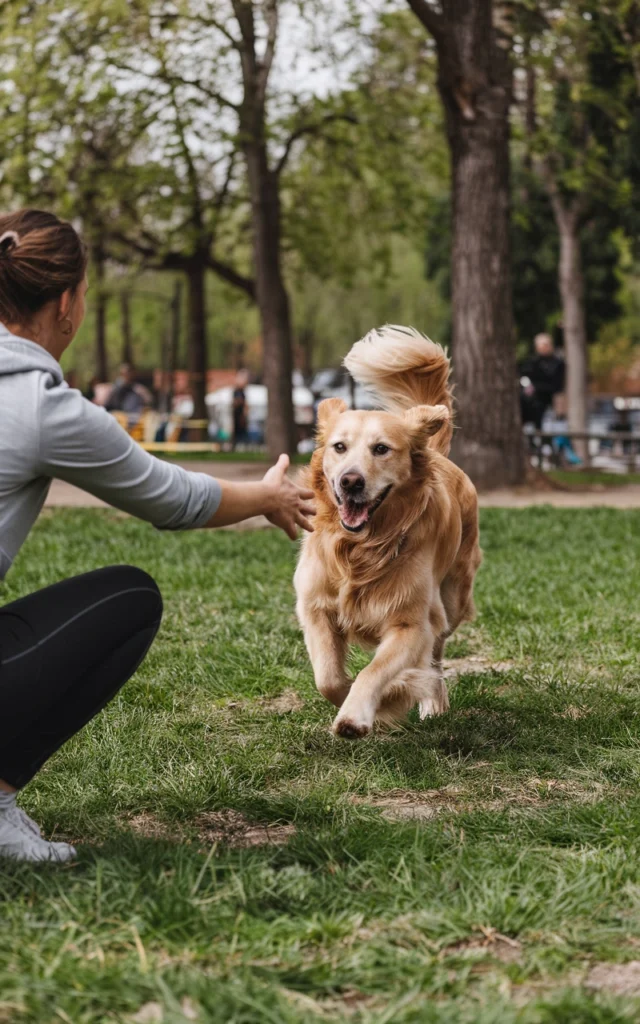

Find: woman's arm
208;455;315;538
38;383;314;538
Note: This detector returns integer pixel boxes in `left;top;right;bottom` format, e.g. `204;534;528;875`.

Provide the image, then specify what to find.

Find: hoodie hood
0;322;63;384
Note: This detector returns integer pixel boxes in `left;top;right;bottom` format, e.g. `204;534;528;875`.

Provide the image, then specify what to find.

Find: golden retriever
294;325;482;739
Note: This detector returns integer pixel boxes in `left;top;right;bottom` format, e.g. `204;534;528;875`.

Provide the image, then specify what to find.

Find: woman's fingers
295;512;314;533
298;486;315;500
299;503;316;517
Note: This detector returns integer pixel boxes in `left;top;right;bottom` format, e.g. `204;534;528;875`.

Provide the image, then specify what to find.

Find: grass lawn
156;450;312;465
547;469;640;489
1;507;640;1023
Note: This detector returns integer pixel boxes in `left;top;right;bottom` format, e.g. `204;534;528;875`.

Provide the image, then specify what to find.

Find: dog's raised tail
344;325;453;456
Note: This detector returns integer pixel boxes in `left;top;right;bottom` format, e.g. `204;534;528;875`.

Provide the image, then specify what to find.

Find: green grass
547;469;640;488
1;507;640;1022
157;450;312;465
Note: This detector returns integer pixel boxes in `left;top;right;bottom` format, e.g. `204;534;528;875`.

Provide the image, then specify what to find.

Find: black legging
0;565;162;789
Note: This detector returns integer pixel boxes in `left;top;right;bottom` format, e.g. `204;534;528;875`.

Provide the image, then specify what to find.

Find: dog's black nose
341;472;365;494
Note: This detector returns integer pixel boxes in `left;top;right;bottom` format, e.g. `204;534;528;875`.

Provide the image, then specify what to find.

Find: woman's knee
101;565;163;631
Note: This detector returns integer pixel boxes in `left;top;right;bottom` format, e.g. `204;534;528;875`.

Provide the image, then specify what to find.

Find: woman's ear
316;398;348;441
57;287;74;321
404;404;450;445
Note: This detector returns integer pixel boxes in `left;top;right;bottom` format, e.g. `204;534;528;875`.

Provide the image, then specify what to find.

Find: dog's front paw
332;714;372;740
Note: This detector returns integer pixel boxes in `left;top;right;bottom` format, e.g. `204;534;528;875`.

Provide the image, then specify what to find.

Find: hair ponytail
0;210;87;326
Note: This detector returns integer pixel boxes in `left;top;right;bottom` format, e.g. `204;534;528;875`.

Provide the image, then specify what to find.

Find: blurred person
83;375;100;403
233;369;249;448
105;362;153;426
520;332;581;467
0;210;315;864
519;333;565;430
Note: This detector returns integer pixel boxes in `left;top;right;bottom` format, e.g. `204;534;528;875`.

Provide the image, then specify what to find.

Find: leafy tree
528;0;640;453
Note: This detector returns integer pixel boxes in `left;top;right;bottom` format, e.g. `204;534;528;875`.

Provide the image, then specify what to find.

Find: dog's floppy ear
404;404;450;444
316;398;348;440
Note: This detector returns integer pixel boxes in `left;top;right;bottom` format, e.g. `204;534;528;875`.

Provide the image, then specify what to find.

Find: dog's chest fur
318;534;429;641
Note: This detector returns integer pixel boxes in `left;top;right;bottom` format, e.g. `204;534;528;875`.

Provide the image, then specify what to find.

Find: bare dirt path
45;460;640;511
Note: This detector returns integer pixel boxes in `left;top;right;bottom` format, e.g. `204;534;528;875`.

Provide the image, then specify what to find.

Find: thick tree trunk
557;210;589;460
120;291;134;365
439;8;523;487
408;0;524;488
92;242;109;382
186;257;208;439
233;0;296;459
245;143;296;458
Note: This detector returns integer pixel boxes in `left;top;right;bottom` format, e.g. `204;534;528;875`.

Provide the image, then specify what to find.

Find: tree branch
206;255;256;299
534;156;587;228
257;0;278;105
274;111;358;177
161;72;240;112
405;0;446;46
183;14;242;49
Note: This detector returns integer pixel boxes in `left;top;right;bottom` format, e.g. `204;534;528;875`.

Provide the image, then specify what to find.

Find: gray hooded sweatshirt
0;323;222;580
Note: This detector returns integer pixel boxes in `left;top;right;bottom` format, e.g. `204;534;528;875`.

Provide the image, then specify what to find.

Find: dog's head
314;398;449;535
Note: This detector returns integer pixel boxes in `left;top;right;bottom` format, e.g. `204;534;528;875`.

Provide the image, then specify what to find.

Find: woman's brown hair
0;209;88;326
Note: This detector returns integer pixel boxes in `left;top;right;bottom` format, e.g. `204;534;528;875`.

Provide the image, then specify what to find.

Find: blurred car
309;367;378;410
205;383;314;443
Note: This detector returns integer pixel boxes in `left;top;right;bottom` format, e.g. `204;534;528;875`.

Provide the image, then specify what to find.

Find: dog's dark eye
373;444;390;456
333;442;347;453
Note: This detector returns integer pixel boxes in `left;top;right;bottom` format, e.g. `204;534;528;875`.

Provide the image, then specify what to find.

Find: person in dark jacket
519;333;565;430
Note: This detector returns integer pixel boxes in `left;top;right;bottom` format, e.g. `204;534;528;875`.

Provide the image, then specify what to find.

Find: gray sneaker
0;806;77;863
15;806;41;837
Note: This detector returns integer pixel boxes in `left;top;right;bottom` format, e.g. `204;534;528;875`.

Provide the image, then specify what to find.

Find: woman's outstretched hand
263;454;316;540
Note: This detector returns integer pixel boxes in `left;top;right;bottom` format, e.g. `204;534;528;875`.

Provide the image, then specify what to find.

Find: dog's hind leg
376;665;449;725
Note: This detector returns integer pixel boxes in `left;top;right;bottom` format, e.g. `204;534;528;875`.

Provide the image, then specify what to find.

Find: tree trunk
186;257;208;440
408;0;524;488
244;145;296;458
168;279;182;411
120;291;134;365
557;209;589;460
92;242;109;382
233;0;296;459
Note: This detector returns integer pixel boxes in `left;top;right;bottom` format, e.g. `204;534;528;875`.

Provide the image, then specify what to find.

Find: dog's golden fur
294;325;482;738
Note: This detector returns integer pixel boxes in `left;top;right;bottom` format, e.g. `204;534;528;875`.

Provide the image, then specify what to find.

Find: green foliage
1;0;639;377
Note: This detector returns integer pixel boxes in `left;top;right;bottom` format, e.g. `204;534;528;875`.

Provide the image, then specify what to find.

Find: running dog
294;325;481;738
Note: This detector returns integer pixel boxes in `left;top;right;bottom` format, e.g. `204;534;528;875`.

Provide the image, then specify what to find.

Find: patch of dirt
260;689;305;714
127;813;177;841
194;810;296;848
560;705;588;720
443;927;522;965
351;788;502;821
125;810;295;849
585;960;640;996
131;998;199;1023
352;777;606;822
132;1004;163;1024
224;688;305;715
284;987;379;1019
443;656;515;679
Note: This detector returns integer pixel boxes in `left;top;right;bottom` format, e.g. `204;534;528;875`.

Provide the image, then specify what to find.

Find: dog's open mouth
335;484;392;533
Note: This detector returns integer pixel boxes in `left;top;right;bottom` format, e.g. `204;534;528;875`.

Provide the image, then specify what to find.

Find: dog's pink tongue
342;502;369;528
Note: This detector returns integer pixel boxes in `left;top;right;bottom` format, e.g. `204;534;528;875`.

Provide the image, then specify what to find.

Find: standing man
233;370;249;448
519;333;566;430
